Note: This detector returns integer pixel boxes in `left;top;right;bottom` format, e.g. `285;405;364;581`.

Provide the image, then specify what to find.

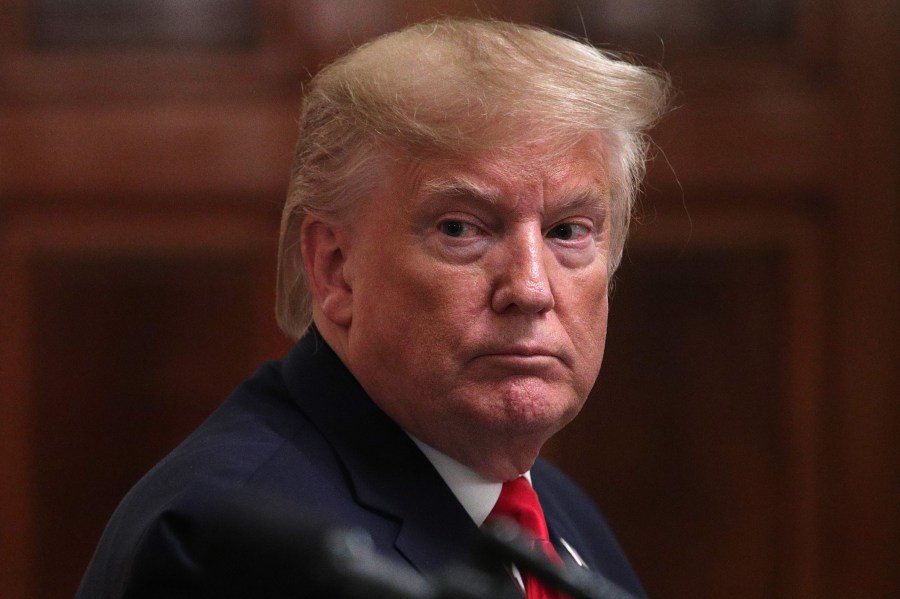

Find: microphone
477;519;642;599
191;489;513;599
190;489;634;599
193;489;430;598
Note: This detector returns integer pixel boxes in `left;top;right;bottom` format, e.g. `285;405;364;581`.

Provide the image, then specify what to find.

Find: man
78;18;667;599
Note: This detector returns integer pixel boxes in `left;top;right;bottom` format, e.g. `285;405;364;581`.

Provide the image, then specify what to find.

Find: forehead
404;140;611;209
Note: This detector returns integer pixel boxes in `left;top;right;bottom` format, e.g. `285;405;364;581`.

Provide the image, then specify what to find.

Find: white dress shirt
409;436;535;591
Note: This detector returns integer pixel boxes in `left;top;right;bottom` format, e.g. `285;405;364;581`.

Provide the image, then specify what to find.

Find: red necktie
487;476;568;598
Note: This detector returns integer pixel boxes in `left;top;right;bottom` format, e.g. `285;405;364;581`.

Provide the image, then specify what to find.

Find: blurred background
0;1;897;598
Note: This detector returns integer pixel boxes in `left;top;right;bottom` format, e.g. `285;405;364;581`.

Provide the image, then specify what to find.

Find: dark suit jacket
77;331;645;598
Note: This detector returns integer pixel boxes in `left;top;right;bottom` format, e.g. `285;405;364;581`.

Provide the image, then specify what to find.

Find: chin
508;376;581;410
486;384;581;436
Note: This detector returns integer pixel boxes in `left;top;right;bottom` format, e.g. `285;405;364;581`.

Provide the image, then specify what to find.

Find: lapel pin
560;537;589;569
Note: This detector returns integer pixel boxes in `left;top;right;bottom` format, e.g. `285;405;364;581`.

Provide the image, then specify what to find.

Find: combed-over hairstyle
276;18;669;340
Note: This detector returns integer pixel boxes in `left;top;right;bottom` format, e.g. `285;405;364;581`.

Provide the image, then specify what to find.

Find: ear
300;217;353;327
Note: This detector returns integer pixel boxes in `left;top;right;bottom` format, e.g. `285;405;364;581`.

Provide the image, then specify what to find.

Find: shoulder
77;359;356;598
531;458;646;598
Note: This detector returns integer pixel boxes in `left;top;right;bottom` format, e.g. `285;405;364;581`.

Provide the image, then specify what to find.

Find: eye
439;220;478;238
547;222;590;241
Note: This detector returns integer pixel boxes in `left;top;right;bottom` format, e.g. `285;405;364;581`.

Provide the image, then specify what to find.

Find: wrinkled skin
305;143;612;481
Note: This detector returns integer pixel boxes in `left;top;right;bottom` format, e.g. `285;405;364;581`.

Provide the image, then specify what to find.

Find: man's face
340;143;611;480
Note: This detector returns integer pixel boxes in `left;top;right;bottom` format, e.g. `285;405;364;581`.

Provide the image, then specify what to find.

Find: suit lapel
280;332;479;574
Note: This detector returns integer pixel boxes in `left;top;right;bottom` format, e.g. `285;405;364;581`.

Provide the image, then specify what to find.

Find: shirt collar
409;435;531;526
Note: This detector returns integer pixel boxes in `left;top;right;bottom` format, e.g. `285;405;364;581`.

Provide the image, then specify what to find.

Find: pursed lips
469;343;569;367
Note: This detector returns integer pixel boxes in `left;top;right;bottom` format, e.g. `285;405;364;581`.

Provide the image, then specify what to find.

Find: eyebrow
418;174;609;218
418;176;502;204
555;185;610;216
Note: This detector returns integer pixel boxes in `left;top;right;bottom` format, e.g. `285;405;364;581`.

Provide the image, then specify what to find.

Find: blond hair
276;18;669;339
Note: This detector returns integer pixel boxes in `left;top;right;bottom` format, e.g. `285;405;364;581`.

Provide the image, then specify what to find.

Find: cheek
399;260;489;317
592;297;609;360
358;259;487;352
567;280;609;367
564;262;609;319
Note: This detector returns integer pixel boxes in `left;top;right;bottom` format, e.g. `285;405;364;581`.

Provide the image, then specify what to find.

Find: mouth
471;345;566;369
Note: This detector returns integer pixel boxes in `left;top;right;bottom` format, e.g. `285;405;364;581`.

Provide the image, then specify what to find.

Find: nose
490;227;555;314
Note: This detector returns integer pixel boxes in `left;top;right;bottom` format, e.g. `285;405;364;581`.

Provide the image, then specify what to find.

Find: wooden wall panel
0;104;298;199
0;209;289;597
578;251;783;598
825;1;900;596
30;252;264;599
